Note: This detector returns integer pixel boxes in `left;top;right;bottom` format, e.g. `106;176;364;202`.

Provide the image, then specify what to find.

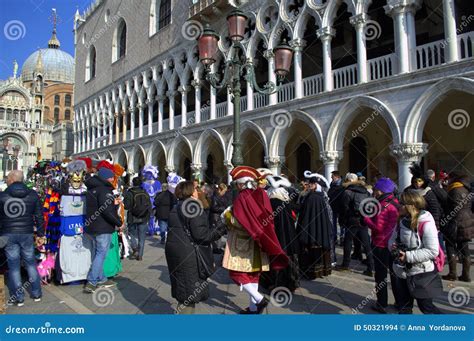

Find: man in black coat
124;177;151;260
154;183;177;244
425;169;448;215
328;171;345;250
84;167;122;293
0;170;44;306
336;173;374;276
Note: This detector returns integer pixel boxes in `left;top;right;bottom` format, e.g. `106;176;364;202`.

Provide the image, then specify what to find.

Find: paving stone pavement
5;237;474;315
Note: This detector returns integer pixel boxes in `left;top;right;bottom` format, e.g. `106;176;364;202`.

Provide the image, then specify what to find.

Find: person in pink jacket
364;177;399;313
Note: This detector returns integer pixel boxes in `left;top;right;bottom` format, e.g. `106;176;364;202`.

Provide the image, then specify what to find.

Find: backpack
130;189;151;218
352;190;370;216
418;221;445;273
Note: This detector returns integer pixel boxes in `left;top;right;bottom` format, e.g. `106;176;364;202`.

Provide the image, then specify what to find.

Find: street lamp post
198;10;293;167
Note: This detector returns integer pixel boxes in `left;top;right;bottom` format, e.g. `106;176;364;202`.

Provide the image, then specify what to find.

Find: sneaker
32;296;42;302
98;280;117;288
83;283;97;293
7;299;24;307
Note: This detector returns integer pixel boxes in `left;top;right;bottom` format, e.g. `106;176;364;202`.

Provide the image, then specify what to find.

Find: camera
391;244;413;269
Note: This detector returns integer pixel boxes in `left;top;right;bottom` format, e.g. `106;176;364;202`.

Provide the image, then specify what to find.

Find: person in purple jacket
364;177;400;313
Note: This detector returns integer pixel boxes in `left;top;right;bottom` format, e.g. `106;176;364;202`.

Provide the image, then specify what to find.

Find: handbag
177;208;216;280
406;270;443;299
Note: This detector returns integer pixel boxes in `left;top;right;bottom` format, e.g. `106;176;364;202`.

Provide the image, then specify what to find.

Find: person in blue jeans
84;167;123;293
0;170;44;306
124;177;151;260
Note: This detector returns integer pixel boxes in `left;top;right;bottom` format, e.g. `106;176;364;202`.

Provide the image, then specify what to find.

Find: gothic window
54;95;60;106
65;94;72;107
119;21;127;58
7;109;12;121
65;109;71;120
113;19;127;62
85;46;96;81
54;107;60;123
0;108;4;120
158;0;171;30
30;133;36;146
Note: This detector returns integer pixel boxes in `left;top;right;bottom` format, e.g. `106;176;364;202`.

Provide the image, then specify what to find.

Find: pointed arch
404;77;474;143
269;109;324;158
147;139;167;165
227;120;268;161
167;134;193;169
129;144;146;172
326;95;401;151
193;129;226;165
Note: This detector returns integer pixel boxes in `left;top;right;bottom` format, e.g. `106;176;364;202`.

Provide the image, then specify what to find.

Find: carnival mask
67;160;87;190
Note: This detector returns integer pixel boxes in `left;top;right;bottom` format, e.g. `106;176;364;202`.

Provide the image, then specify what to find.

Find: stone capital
191;79;202;89
289;38;307;51
390;143;428;162
190;163;203;172
384;0;422;16
178;85;191;95
263;50;275;60
316;27;336;40
320;151;344;164
264;156;285;167
349;13;369;27
165;165;175;173
166;90;177;98
156;95;167;102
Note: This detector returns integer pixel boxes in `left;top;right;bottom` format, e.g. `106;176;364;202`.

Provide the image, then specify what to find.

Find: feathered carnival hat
61;158;71;169
267;175;292;189
167;172;184;193
304;170;330;191
77;157;92;170
409;163;424;182
142;165;159;180
256;168;273;187
266;175;292;202
67;160;87;174
231;166;261;183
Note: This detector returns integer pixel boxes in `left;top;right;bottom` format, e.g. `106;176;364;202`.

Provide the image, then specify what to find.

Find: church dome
21;48;75;84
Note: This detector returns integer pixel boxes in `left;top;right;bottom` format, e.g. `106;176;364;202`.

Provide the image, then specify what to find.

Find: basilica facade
72;0;473;188
0;18;75;178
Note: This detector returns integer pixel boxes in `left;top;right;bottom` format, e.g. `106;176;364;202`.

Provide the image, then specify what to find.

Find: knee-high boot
459;257;471;282
442;256;457;281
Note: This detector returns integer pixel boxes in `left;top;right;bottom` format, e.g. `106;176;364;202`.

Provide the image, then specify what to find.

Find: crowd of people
0;157;472;315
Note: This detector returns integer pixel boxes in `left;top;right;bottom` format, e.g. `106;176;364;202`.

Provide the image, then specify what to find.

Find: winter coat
154;190;177;221
341;181;371;228
209;191;232;227
364;193;399;248
388;211;439;277
444;179;474;242
405;186;442;229
165;200;226;304
123;186;151;224
84;176;122;235
426;179;448;214
328;180;344;216
0;182;44;236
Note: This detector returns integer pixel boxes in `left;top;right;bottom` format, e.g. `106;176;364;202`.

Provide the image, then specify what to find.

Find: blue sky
0;0;93;79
